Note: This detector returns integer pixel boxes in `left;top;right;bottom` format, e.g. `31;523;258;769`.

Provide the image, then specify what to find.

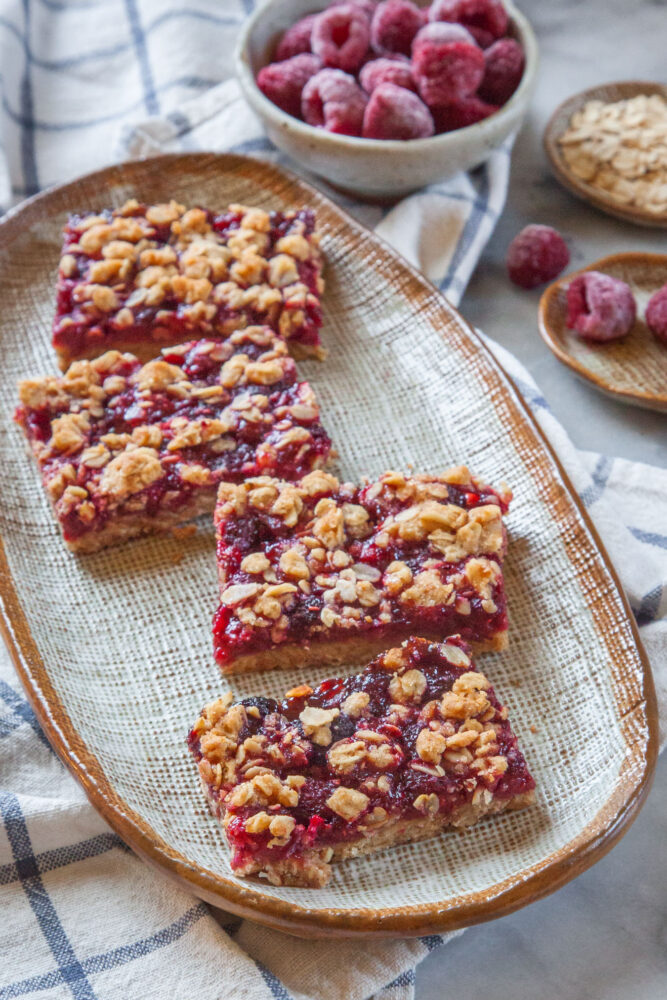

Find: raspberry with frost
362;82;434;139
302;68;368;135
433;95;498;132
645;285;667;345
275;14;317;61
311;3;371;72
506;225;570;289
370;0;426;57
257;54;322;118
566;272;637;341
412;22;484;107
429;0;508;48
359;55;416;92
478;38;525;104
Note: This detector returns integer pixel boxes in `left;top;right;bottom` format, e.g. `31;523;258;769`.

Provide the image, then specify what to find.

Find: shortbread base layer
219;630;507;675
212;788;535;888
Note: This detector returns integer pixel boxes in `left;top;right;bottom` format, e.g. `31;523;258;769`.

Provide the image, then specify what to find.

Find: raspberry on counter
507;225;570;290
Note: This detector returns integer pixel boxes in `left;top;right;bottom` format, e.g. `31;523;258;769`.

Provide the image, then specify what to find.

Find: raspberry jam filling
15;331;331;547
212;469;511;666
53;200;324;361
188;637;535;877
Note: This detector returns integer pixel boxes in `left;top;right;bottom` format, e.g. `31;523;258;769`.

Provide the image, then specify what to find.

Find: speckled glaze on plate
544;81;667;229
539;253;667;413
0;153;657;939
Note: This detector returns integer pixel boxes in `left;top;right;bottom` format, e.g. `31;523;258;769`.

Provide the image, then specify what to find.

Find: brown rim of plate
538;252;667;413
543;80;667;229
0;153;658;939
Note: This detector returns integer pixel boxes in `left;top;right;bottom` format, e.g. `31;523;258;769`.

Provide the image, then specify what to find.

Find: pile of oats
558;93;667;216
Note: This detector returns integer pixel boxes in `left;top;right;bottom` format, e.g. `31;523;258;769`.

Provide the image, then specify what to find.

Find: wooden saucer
539;252;667;413
544;81;667;229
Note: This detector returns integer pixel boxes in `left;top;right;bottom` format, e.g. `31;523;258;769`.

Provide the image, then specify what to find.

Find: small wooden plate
539;252;667;413
544;80;667;229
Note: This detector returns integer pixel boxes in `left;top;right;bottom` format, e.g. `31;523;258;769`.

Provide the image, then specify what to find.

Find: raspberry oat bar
53;199;325;369
15;329;331;553
213;468;511;672
188;636;535;887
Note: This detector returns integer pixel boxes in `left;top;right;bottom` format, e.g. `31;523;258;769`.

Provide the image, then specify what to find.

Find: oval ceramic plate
0;154;657;939
544;80;667;229
539;253;667;413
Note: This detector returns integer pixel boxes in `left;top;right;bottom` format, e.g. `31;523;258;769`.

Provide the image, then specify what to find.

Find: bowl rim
234;0;539;155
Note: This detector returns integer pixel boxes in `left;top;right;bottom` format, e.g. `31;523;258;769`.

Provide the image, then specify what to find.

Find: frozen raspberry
359;56;416;92
257;54;322;119
311;4;371;73
478;38;524;104
645;284;667;345
302;68;368;135
566;272;637;342
433;95;498;131
412;23;484;107
363;82;434;139
370;0;426;57
275;14;317;61
506;225;570;290
332;0;379;18
429;0;508;47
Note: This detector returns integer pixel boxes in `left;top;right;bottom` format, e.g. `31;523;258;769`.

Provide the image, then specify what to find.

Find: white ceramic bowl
235;0;539;199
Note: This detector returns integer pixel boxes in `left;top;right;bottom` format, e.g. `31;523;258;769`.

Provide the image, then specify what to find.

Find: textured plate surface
0;154;657;938
543;81;667;229
539;253;667;413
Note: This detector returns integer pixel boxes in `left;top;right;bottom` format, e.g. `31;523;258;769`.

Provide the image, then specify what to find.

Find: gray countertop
418;1;666;996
